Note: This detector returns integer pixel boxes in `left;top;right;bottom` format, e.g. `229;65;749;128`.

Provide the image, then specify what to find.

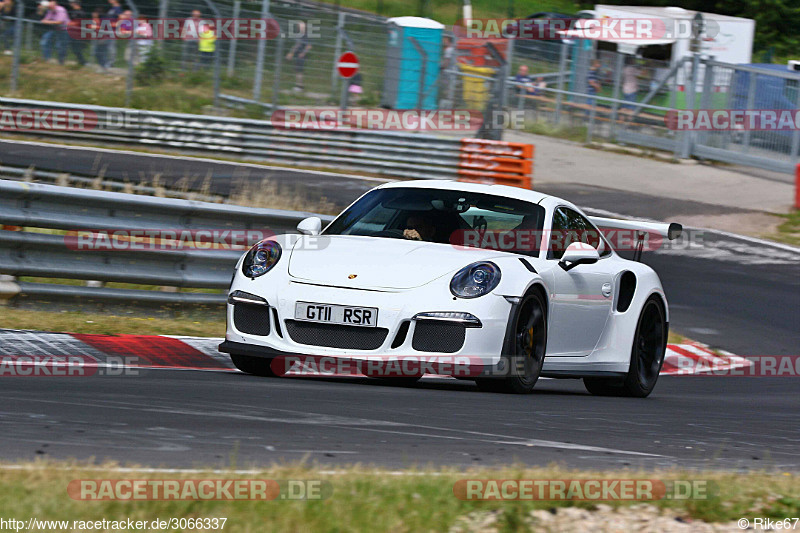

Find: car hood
288;235;505;290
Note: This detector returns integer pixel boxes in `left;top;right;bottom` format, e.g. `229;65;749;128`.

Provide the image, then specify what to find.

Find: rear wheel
476;291;547;394
230;354;277;377
584;296;667;397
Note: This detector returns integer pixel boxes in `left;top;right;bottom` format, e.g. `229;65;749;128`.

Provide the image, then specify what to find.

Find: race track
1;140;799;471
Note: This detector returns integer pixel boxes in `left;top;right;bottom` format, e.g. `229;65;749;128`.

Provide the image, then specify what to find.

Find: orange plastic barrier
457;139;534;189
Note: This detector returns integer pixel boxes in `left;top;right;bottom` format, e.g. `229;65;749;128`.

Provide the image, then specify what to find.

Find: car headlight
242;240;282;278
450;261;501;299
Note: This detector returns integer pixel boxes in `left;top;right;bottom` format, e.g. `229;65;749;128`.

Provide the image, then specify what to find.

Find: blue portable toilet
382;16;444;110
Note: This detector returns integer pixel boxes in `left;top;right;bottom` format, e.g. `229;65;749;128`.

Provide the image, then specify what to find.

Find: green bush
135;47;168;85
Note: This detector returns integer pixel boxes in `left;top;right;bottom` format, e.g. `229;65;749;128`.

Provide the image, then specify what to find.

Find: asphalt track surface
1;140;799;470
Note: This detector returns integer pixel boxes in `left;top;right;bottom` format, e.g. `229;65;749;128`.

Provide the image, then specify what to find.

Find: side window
549;207;610;259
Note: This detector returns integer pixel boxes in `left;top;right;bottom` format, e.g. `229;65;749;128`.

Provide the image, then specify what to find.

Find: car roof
378;179;552;205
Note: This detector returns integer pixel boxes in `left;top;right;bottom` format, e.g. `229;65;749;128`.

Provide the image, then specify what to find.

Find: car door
544;206;615;356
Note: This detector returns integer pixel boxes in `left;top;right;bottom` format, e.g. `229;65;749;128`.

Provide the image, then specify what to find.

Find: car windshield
323;187;546;257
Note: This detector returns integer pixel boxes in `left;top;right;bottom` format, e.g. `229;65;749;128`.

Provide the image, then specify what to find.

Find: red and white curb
0;329;752;377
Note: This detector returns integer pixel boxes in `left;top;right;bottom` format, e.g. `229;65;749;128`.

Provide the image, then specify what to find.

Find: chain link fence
3;1;800;172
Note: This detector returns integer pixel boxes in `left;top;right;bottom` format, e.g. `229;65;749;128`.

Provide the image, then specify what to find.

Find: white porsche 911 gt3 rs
219;180;682;396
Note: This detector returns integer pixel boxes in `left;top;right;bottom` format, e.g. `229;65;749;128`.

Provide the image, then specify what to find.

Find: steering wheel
371;229;407;239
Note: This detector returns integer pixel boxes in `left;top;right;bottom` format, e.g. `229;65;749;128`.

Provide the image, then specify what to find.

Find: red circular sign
336;51;360;78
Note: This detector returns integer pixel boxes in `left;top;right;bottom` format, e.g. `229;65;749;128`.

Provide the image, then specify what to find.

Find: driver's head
406;212;435;241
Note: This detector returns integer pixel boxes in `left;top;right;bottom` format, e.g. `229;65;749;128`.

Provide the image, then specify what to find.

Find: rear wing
588;216;682;261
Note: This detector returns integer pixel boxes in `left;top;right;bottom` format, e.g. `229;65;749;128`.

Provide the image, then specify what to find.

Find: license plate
295;302;378;327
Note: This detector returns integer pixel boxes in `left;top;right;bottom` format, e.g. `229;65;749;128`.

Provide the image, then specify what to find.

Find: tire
584;295;667;397
476;291;547;394
230;353;277;377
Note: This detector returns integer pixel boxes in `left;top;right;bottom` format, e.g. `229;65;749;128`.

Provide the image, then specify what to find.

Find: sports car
218;180;681;396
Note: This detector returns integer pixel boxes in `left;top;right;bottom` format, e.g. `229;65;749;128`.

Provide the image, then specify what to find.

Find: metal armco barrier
0;98;469;182
0;180;334;307
457;139;534;189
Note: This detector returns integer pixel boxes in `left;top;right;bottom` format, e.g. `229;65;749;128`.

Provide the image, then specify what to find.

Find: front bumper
221;278;513;369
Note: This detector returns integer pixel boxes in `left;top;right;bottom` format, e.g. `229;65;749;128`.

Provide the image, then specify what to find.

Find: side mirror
559;242;599;271
297;216;322;236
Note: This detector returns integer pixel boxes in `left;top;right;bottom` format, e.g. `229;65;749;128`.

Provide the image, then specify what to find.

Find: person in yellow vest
198;21;215;68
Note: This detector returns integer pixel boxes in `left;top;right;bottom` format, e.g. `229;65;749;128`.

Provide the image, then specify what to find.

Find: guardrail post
10;1;23;92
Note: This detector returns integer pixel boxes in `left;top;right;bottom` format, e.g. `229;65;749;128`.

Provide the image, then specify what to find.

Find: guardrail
0;98;466;181
0;179;334;308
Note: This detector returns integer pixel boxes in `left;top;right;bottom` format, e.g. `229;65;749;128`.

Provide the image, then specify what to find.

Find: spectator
66;0;86;65
1;0;16;56
116;10;151;65
88;9;106;69
134;15;152;63
94;0;121;70
514;64;535;95
285;21;311;92
622;57;639;111
347;72;363;106
181;9;201;70
438;34;455;102
532;76;546;96
198;20;215;67
40;0;70;65
587;59;601;107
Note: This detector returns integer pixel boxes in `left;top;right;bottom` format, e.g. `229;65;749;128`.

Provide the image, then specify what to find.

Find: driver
403;212;436;241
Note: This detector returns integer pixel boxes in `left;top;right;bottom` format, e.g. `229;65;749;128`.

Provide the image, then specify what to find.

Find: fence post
252;0;270;101
10;0;23;92
271;35;284;110
226;0;240;77
331;11;345;96
554;43;568;125
741;66;758;154
408;37;427;109
124;5;139;108
678;53;699;159
608;51;624;140
696;56;715;150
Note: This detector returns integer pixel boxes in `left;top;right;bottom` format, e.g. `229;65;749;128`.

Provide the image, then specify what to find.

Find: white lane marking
0;395;665;458
0;464;453;476
0;139;394;183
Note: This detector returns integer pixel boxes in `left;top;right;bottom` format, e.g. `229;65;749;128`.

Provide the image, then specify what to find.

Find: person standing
102;0;122;69
198;20;215;68
622;58;639;112
181;9;201;70
40;0;70;65
514;64;534;95
0;0;16;56
285;21;311;92
587;59;602;107
66;0;86;65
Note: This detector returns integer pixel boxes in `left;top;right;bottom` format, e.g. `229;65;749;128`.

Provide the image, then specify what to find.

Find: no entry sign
336;51;360;78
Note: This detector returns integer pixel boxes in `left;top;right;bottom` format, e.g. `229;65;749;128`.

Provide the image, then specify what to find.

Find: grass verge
0;307;225;337
773;209;800;246
0;461;797;531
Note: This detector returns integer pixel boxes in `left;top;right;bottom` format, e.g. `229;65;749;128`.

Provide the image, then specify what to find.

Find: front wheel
476;291;547;394
584;295;667;397
230;353;277;377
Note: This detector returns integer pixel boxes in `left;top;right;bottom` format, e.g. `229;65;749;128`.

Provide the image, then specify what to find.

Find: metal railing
0;179;333;307
0;97;464;180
